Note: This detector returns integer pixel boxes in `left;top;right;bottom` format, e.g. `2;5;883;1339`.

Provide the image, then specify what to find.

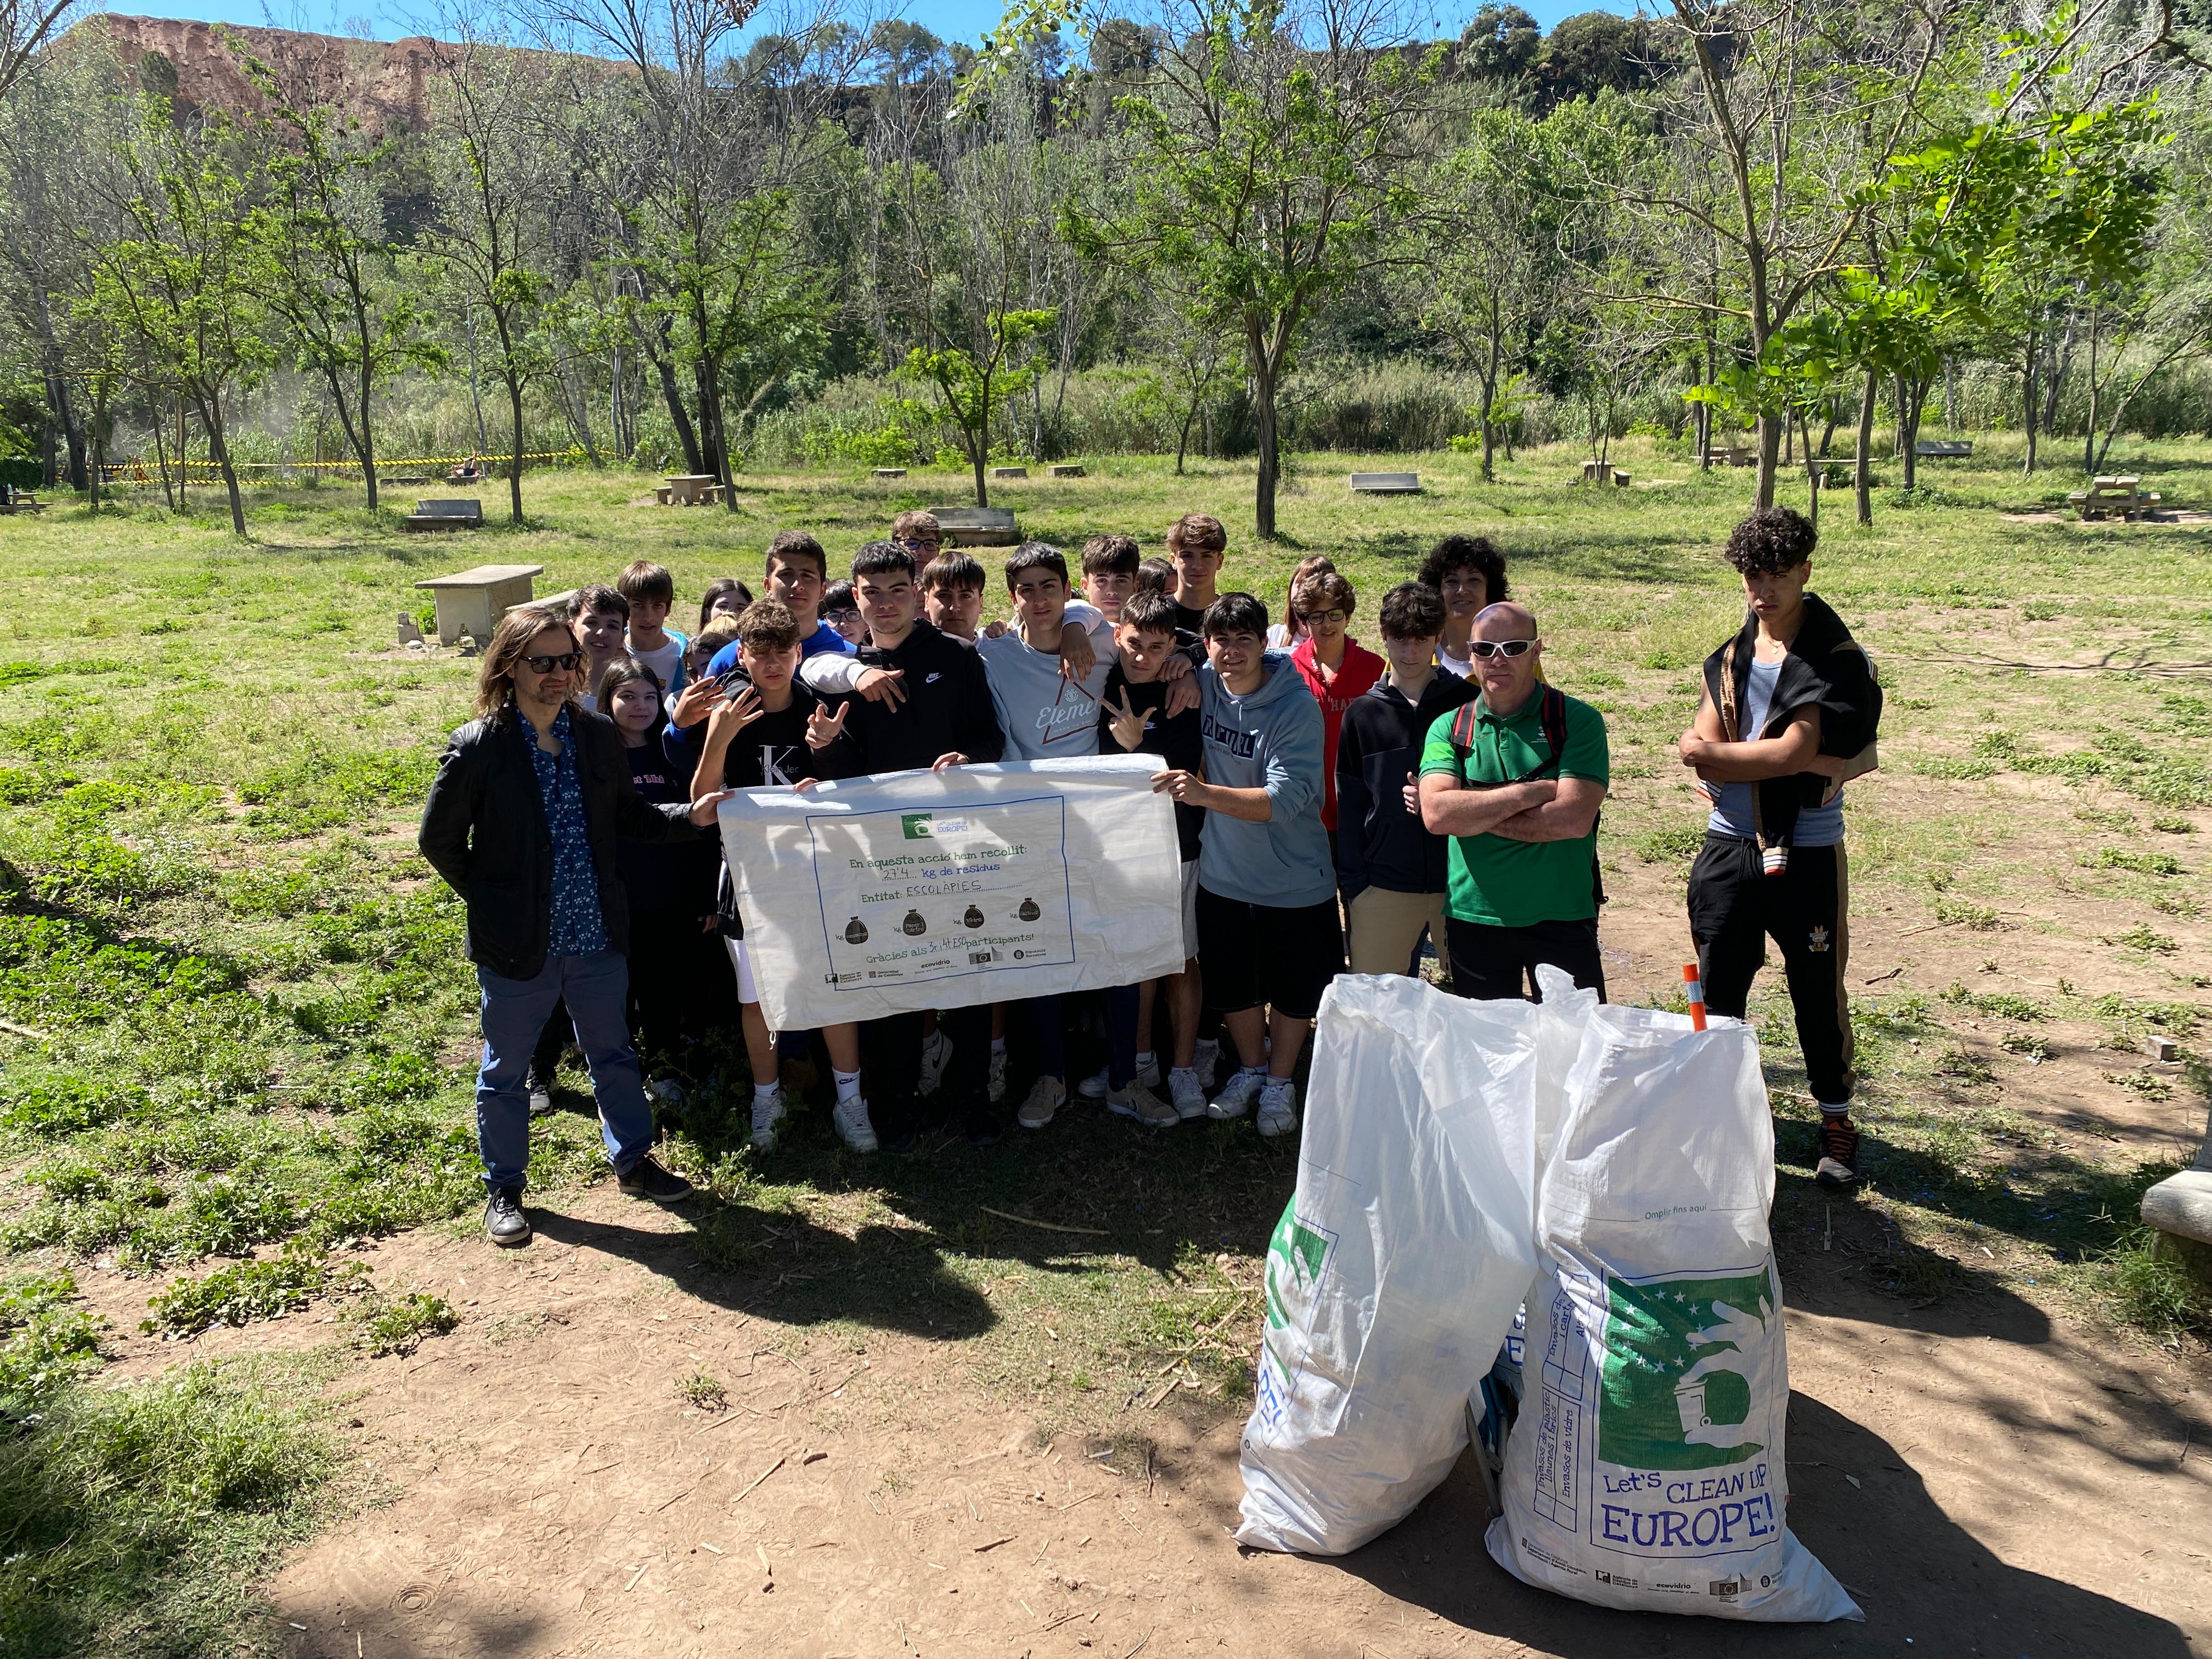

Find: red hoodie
1290;635;1385;830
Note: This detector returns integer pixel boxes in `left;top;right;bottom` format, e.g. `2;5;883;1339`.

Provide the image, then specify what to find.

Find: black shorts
1195;887;1346;1021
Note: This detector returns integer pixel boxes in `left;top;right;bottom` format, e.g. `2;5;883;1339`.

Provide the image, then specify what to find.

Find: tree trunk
1252;350;1280;541
1854;370;1876;528
88;381;105;513
149;393;174;512
1479;326;1502;484
2083;309;2100;478
1755;410;1781;509
2022;328;2040;477
1175;396;1194;476
971;436;989;509
1818;397;1838;458
202;387;246;537
506;375;525;524
356;303;379;512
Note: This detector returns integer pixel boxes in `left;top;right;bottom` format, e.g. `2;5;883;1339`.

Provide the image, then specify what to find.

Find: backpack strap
1539;685;1568;764
1449;698;1483;752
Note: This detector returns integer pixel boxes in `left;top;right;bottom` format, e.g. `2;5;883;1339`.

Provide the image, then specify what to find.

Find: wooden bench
929;506;1019;548
1350;471;1420;494
2068;476;2162;521
414;563;545;646
0;493;46;515
1916;439;1973;459
402;499;484;533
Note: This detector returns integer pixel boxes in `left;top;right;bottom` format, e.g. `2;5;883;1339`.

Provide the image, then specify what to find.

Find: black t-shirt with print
1098;663;1205;861
710;674;855;933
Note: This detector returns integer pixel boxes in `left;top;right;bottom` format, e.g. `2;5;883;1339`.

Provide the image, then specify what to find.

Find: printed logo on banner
900;813;972;839
1255;1200;1338;1427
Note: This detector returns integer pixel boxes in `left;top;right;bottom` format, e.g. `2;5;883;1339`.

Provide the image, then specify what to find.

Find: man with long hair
419;603;732;1246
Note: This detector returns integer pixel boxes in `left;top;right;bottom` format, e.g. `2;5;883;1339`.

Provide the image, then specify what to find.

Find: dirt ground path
188;1187;2199;1659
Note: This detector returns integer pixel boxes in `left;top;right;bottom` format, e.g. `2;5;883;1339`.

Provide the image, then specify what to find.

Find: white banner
717;754;1187;1029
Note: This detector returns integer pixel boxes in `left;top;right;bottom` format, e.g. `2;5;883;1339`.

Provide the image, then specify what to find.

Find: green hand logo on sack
1597;1269;1774;1472
1263;1202;1333;1332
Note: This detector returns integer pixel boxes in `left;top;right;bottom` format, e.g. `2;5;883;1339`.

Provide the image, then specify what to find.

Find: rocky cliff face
77;15;460;133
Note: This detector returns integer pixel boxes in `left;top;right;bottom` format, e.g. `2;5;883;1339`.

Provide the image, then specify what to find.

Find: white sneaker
1135;1052;1161;1090
1257;1080;1299;1139
1168;1068;1207;1120
989;1047;1007;1104
1076;1065;1110;1100
749;1090;786;1152
919;1029;951;1096
1107;1080;1178;1126
1017;1075;1066;1129
1192;1039;1220;1087
648;1077;684;1108
832;1094;878;1153
1207;1068;1266;1120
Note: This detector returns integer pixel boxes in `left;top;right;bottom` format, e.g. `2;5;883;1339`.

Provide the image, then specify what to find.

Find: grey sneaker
617;1155;693;1204
1017;1075;1066;1130
1257;1080;1300;1140
1207;1068;1265;1120
919;1029;951;1096
526;1066;556;1116
1168;1068;1207;1120
1076;1065;1110;1101
749;1089;786;1153
1135;1052;1162;1090
1107;1080;1178;1127
989;1047;1007;1103
832;1094;878;1153
484;1185;531;1246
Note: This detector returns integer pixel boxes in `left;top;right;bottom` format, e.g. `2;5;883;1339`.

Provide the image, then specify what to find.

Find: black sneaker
962;1101;1003;1147
1814;1116;1860;1189
617;1154;694;1205
484;1185;532;1246
526;1066;556;1116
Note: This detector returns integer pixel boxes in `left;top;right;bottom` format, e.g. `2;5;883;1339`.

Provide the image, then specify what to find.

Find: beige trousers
1346;885;1452;979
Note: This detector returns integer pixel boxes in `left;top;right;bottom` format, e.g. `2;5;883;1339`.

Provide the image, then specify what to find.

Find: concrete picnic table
415;563;544;646
663;475;720;506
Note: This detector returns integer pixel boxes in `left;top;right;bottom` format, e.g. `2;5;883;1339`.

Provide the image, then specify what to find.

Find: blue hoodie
1196;650;1335;907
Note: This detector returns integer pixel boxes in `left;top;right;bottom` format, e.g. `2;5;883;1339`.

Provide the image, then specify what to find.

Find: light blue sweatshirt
1196;650;1335;907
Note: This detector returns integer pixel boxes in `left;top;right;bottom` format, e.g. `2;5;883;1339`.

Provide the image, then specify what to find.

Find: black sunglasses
521;651;583;673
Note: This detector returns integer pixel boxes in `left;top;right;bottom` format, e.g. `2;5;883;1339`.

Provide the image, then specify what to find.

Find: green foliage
0;1271;104;1424
142;1239;336;1337
351;1290;457;1358
1940;983;2047;1021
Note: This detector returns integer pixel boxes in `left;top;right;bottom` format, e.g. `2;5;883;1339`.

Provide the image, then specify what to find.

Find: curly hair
1723;507;1817;575
1417;535;1509;603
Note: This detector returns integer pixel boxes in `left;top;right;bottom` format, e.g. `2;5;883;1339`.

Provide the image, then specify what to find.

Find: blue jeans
1028;986;1141;1086
476;951;655;1190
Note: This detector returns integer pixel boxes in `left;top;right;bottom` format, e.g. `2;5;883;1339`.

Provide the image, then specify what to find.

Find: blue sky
101;0;1633;48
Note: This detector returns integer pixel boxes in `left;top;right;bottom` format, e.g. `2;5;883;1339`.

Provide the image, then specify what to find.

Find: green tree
87;97;272;536
902;309;1056;504
1063;0;1427;539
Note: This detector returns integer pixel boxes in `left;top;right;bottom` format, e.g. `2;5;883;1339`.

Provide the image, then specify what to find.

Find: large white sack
1237;974;1544;1555
1485;1003;1861;1622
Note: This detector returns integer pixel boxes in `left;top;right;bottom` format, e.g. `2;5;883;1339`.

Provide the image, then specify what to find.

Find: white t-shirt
1437;641;1473;679
628;629;688;695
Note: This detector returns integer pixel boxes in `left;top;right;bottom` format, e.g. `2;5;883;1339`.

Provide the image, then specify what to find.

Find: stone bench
2142;1105;2212;1284
1350;471;1420;494
403;498;484;533
2068;476;2162;521
1915;439;1973;458
1048;464;1086;478
414;562;545;646
872;468;907;479
929;506;1019;548
990;466;1029;481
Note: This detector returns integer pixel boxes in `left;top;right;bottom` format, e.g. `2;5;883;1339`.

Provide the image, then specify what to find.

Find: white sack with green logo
1485;1002;1860;1622
1234;973;1560;1555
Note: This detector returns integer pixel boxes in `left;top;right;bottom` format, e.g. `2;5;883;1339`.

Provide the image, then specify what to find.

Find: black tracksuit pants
1688;832;1854;1105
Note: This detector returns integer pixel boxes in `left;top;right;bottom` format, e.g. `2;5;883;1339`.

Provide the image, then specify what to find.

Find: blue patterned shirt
518;706;608;957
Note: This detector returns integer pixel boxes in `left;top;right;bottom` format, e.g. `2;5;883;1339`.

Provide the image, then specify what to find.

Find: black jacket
836;619;1005;774
418;703;702;980
1700;591;1882;850
1335;672;1478;900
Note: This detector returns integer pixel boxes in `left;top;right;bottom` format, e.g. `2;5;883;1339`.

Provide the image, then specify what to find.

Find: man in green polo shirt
1417;601;1609;1000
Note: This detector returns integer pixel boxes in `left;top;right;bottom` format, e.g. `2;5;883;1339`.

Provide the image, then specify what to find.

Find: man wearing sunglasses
420;604;735;1248
1417;601;1610;1001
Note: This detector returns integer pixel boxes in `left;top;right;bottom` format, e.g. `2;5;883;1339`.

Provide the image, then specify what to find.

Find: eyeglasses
825;607;862;624
520;651;583;673
1298;609;1348;627
896;537;941;552
1467;639;1537;661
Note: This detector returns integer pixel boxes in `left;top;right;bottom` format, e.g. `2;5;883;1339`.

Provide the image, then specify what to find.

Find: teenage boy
975;544;1174;1131
891;509;943;564
701;532;856;679
921;551;988;642
836;542;1005;1145
1166;513;1228;634
690;599;874;1155
1417;535;1510;680
1137;557;1172;595
1418;602;1609;1000
1101;588;1209;1119
1080;534;1142;624
619;561;689;696
572;584;630;711
1287;570;1384;854
1336;583;1478;978
1679;506;1881;1189
1152;593;1342;1139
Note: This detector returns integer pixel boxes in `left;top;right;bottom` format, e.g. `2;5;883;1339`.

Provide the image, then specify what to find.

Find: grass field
0;433;2208;1653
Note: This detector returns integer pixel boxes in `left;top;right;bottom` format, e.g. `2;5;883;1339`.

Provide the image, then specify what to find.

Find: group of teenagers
419;504;1882;1249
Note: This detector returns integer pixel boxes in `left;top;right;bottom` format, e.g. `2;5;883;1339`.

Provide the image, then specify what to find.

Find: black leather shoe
484;1185;532;1246
617;1154;694;1204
